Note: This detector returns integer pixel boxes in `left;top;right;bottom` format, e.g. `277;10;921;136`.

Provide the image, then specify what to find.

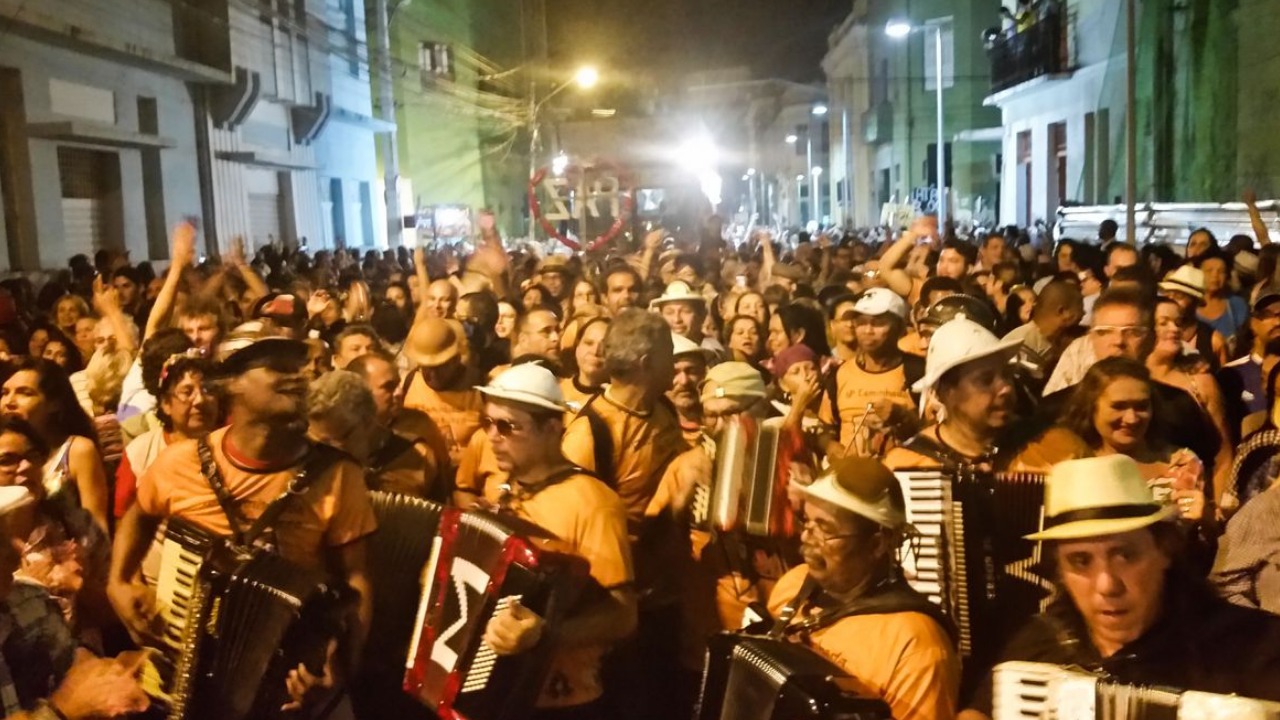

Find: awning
952;127;1004;143
27;121;176;149
215;150;317;171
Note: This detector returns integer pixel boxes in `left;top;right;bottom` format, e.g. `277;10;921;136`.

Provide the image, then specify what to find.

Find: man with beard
475;364;636;720
668;334;709;444
767;456;959;720
1219;285;1280;435
819;288;922;459
107;322;377;712
603;266;642;316
401;317;483;485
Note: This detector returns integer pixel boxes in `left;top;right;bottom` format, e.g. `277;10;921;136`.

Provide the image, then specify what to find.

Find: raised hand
227;235;248;268
171;222;197;268
643;227;664;252
92;275;121;316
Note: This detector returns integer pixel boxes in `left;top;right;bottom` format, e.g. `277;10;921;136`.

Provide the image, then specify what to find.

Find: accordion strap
197;436;335;550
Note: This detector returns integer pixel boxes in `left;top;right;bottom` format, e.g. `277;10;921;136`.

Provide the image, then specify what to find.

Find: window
923;22;956;92
419;42;454;82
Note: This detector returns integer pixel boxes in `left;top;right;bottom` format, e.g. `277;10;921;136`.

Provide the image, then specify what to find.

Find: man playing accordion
960;456;1280;719
767;456;960;720
476;363;637;720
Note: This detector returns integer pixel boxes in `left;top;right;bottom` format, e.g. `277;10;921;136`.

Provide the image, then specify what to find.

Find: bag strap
578;395;616;487
198;436;251;547
242;444;336;548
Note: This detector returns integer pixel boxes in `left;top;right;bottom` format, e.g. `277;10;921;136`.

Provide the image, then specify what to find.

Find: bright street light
796;174;805;181
885;19;913;38
747;168;756;176
574;66;600;89
812;104;828;116
811;166;823;176
785;134;798;144
552;152;569;176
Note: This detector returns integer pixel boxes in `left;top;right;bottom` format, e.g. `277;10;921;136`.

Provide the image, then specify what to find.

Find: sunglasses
479;415;525;437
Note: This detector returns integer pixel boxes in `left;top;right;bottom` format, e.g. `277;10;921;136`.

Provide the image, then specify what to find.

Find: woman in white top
0;357;109;532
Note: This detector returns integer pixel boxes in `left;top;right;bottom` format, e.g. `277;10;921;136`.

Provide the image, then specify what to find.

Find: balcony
862;102;892;145
988;9;1068;94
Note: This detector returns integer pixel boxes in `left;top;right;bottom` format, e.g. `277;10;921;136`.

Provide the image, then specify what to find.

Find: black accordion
993;661;1280;719
141;517;350;720
404;507;592;720
362;491;443;673
894;470;1048;668
696;634;891;720
694;415;791;536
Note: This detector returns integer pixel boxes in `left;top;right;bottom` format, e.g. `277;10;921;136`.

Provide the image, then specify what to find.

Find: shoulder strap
902;354;926;398
577;394;616;487
197;436;252;547
784;575;959;647
900;433;958;469
242;443;339;548
824;370;841;436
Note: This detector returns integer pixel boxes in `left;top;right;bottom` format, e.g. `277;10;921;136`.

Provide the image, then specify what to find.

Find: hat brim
475;386;567;413
406;344;460;368
1157;282;1205;303
219;337;307;375
802;477;908;531
649;295;707;310
1024;505;1177;541
1253;294;1280;313
912;337;1022;393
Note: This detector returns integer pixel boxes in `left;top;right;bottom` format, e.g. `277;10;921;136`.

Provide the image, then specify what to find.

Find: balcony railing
988;8;1068;94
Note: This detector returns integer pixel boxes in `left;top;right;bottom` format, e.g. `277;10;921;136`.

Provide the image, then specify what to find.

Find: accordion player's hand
106;578;160;646
282;639;339;712
483;599;545;656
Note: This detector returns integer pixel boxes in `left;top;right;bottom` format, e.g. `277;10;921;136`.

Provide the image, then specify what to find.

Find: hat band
1042;503;1163;530
1161;279;1202;297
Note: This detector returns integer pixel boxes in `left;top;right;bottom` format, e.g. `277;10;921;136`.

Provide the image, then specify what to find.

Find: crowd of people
0;203;1279;720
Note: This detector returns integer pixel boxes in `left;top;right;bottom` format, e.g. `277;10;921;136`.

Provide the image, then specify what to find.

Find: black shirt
968;582;1280;715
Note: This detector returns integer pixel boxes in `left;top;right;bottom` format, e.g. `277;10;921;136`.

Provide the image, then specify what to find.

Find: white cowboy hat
475;362;568;413
649;280;707;310
672;332;710;360
1157;265;1205;302
803;456;910;531
1026;455;1177;541
912;316;1021;393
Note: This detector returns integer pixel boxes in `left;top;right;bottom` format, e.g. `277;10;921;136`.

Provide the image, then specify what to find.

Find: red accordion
695;415;793;537
404;507;591;720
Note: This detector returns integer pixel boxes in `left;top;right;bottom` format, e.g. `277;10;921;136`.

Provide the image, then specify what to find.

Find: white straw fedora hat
1026;455;1177;541
912;316;1021;393
649;280;707;310
803;456;911;532
475;362;568;413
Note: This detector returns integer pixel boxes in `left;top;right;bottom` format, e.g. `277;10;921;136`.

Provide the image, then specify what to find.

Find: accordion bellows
696;634;892;720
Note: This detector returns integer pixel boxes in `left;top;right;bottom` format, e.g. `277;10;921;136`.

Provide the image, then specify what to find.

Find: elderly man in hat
961;456;1280;719
768;457;959;720
668;334;710;444
650;281;723;355
108;322;377;713
475;364;636;720
401;316;484;480
819;288;922;459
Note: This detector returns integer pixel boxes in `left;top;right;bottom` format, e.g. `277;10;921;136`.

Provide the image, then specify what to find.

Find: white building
986;0;1125;228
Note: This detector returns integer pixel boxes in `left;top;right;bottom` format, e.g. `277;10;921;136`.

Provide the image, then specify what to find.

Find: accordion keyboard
155;536;204;651
894;473;947;605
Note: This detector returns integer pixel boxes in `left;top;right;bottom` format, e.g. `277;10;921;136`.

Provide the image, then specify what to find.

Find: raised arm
878;232;919;298
757;230;777;290
226;236;269;301
92;276;137;357
412;245;432;324
1244;188;1272;247
144;222;196;340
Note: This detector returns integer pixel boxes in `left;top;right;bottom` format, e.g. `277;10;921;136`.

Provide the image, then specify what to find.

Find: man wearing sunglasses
767;456;959;720
475;364;636;720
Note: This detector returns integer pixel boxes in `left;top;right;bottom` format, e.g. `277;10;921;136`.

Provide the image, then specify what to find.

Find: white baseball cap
853;288;909;320
913;316;1022;393
475;363;568;413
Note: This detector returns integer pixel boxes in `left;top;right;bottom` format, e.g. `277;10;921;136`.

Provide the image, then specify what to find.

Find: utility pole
374;0;402;247
934;24;946;225
1125;0;1137;243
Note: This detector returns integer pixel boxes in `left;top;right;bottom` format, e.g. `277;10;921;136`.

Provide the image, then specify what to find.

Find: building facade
0;0;383;270
824;0;1004;229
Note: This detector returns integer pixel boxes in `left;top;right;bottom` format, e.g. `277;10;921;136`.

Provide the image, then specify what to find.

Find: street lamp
528;65;602;238
574;65;599;90
785;134;798;144
886;18;950;223
811;104;828;116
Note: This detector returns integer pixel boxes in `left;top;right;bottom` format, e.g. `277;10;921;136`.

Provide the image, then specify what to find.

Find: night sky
546;0;853;87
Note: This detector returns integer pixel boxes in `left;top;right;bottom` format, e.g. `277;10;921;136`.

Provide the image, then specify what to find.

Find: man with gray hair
307;369;378;463
561;308;703;720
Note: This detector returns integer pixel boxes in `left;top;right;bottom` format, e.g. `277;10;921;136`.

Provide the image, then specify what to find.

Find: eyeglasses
479;415;524;437
0;451;43;469
798;515;859;544
170;384;212;404
1090;325;1150;340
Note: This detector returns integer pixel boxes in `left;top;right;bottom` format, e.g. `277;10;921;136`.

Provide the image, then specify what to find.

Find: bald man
1003;279;1084;373
424;279;458;319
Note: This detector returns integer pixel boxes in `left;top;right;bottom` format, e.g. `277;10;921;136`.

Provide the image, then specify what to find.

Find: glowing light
785;134;799;144
552;152;569;176
574;66;599;89
812;104;828;116
676;135;721;206
811;166;823;176
747;168;757;176
885;19;913;39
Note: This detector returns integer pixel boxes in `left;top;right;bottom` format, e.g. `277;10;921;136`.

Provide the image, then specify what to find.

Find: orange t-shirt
454;429;505;505
401;371;484;472
768;566;960;720
503;472;633;708
820;358;917;454
135;426;378;570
